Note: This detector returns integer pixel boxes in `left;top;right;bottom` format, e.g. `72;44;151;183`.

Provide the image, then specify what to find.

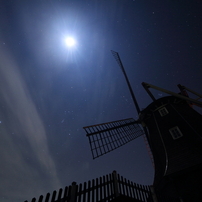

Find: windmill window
158;107;169;116
169;126;183;140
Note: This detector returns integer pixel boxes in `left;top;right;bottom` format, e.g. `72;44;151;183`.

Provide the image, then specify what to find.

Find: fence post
112;170;119;198
150;185;158;202
70;182;77;202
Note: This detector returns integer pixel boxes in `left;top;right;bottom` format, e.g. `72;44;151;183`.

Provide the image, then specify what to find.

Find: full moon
65;37;76;47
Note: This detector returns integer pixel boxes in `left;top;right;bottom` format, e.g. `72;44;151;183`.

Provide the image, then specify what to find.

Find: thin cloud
0;48;61;202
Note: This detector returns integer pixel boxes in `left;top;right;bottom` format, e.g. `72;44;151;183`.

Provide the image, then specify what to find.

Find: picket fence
25;171;154;202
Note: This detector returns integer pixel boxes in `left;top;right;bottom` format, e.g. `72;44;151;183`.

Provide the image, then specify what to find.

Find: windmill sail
83;118;144;159
111;50;141;114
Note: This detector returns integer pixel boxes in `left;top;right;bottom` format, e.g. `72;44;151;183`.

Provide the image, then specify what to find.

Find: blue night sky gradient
0;1;202;202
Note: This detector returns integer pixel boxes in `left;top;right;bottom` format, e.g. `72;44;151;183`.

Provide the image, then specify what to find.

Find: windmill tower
83;51;202;201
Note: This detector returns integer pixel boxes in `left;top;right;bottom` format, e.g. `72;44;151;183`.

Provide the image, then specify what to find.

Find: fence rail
25;171;153;202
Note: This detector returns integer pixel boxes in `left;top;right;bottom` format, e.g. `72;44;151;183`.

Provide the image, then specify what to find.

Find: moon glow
65;37;76;47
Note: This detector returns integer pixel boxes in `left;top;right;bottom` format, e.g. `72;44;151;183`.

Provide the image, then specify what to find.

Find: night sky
1;1;202;202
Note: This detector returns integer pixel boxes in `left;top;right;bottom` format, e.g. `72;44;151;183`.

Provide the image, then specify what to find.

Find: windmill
83;51;202;201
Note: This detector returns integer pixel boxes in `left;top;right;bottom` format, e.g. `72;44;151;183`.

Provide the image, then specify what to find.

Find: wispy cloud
0;48;61;202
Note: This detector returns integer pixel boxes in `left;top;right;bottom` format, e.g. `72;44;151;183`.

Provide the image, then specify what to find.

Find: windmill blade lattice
83;118;144;159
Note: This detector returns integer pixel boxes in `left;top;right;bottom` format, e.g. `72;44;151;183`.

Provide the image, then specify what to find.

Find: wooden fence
25;171;154;202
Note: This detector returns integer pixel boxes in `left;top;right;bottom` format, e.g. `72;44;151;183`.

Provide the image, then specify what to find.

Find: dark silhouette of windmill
83;51;202;201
